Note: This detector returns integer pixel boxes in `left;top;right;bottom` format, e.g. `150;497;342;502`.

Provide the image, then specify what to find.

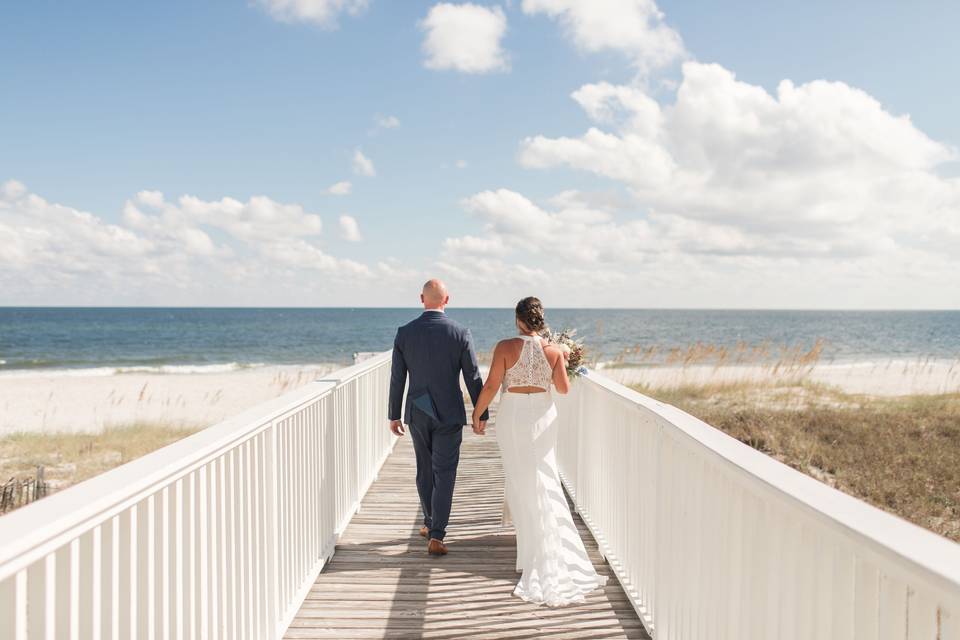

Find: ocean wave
0;362;266;378
117;363;268;375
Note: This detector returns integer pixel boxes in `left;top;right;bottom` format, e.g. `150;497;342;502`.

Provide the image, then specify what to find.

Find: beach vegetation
636;381;960;542
0;423;201;514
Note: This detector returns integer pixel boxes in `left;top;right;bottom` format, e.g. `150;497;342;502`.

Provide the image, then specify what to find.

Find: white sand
0;364;339;435
599;359;960;396
2;358;957;436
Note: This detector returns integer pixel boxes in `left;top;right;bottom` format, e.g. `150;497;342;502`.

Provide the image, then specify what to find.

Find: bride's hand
472;413;485;435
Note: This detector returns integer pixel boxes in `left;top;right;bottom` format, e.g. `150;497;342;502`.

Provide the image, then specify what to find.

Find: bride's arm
472;342;506;433
545;344;570;395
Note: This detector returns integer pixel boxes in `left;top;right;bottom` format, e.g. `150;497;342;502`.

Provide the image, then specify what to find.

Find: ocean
0;307;958;374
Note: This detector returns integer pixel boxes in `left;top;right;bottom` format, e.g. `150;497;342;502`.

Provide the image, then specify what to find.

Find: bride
471;297;607;606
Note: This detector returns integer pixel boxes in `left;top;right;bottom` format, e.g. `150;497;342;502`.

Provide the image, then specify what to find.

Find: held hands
472;415;487;436
389;419;405;436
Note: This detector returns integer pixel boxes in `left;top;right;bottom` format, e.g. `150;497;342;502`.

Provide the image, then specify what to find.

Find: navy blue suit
388;310;488;540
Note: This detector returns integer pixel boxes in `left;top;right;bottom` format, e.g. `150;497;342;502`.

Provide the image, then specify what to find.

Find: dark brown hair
515;296;545;333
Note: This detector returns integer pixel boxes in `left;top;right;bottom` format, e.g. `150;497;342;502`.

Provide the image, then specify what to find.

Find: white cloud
352;149;376;176
0;181;387;304
443;234;508;256
521;0;685;74
258;0;369;28
374;114;400;130
437;256;549;288
456;188;655;264
428;52;960;307
0;179;27;200
125;191;324;244
339;214;362;241
420;3;509;74
518;62;960;261
260;239;371;276
439;183;960;307
0;181;156;275
325;181;352;195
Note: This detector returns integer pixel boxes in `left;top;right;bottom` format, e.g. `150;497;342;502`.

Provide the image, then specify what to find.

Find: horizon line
1;305;959;312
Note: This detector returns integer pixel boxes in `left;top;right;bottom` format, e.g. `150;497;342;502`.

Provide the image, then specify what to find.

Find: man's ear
444;295;450;306
420;294;425;304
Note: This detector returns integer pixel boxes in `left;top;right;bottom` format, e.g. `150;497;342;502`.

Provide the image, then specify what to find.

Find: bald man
388;279;488;555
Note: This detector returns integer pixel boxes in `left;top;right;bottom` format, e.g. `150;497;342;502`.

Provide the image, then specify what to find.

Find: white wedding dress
496;335;607;606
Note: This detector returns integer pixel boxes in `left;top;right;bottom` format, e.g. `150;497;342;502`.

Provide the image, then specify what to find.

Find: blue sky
2;1;958;308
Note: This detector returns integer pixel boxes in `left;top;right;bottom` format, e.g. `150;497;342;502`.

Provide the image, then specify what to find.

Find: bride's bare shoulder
494;337;526;357
495;337;521;351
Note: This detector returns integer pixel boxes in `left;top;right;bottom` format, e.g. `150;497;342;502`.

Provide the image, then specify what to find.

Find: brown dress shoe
427;538;448;555
419;526;429;538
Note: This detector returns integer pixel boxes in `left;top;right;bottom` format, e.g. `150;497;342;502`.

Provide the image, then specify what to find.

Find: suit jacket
388;311;488;426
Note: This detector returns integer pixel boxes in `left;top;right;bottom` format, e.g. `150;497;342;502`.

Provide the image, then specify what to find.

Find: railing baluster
245;438;255;639
43;549;55;640
252;436;263;639
110;515;120;640
278;418;288;611
16;568;28;640
145;495;156;640
160;486;170;640
86;526;102;640
208;461;219;640
217;455;228;639
174;479;184;640
128;504;138;640
238;442;249;640
198;466;208;639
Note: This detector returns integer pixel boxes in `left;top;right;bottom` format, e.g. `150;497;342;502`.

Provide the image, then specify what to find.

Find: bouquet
541;327;588;378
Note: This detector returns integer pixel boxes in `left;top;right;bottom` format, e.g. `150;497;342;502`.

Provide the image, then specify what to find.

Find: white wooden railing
5;352;960;640
0;352;394;640
555;371;960;640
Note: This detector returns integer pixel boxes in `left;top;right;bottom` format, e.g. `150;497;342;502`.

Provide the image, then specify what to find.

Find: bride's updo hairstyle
515;296;546;333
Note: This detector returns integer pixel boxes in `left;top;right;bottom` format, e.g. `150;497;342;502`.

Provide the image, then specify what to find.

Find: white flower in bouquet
541;327;587;378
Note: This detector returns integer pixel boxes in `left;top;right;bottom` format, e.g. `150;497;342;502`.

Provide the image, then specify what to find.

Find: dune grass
634;380;960;542
0;424;202;501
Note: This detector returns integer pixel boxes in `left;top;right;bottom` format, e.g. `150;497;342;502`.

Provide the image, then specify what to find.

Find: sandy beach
598;358;960;396
0;364;339;435
2;357;958;436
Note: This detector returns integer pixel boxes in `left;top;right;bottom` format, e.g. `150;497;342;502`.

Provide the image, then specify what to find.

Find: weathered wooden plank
283;402;649;640
284;629;637;640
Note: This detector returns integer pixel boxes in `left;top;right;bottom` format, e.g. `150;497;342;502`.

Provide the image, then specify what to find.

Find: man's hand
390;419;405;436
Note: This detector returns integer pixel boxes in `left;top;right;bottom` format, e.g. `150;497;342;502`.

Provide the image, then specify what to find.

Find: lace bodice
502;335;553;391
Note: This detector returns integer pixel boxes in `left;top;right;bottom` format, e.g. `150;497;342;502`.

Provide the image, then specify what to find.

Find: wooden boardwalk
285;403;649;639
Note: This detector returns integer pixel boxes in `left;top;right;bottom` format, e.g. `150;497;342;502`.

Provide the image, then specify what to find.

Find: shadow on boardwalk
286;403;649;639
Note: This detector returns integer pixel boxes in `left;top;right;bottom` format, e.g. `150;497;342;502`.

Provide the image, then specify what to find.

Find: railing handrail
0;351;392;580
318;352;393;385
582;369;960;590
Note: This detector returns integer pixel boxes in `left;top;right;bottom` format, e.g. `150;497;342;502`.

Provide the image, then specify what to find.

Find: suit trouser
408;408;462;541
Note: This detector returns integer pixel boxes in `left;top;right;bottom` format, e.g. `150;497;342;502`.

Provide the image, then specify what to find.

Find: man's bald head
421;279;449;310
